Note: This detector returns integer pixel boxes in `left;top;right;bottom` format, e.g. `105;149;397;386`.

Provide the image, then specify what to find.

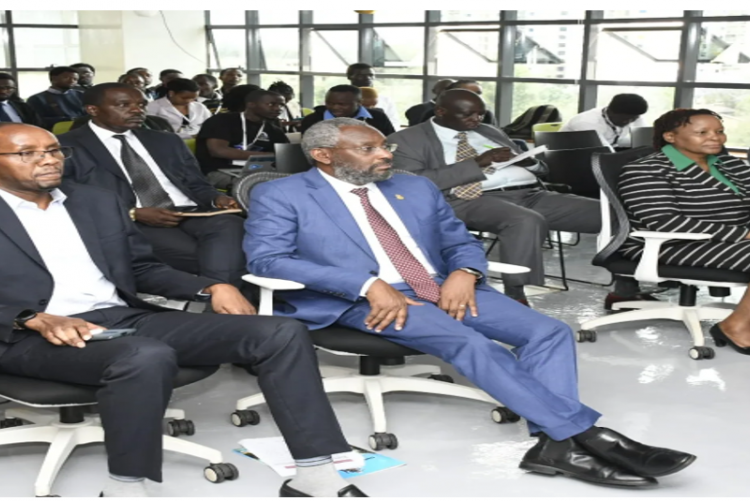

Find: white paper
238;437;366;478
489;145;548;170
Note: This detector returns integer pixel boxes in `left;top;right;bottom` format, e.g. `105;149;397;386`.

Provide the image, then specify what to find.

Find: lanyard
602;108;623;146
241;113;266;150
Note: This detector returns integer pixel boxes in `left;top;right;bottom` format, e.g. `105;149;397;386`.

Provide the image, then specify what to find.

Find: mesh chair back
630;127;654;148
543;146;611;198
535;130;604;150
275;143;312;174
232;171;291;211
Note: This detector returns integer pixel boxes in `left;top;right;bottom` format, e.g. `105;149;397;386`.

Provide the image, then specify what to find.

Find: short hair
159;69;182;78
608;94;648;116
127;67;148;74
346;63;372;78
221;84;261;112
193;73;218;86
301;117;378;163
245;89;282;104
446;79;479;90
49;66;79;78
70;63;95;73
652;108;722;150
268;80;293;95
82;82;140;106
220;67;243;77
166;78;199;94
327;85;362;98
0;72;15;82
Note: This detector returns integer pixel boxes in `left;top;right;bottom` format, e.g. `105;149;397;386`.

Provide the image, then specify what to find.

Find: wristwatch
13;309;37;330
458;267;484;283
129;208;137;221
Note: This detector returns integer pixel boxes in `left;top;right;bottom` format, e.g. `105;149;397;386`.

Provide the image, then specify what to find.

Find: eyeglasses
327;144;398;154
0;147;73;163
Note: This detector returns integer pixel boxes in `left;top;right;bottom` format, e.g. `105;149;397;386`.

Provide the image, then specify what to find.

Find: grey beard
333;161;393;186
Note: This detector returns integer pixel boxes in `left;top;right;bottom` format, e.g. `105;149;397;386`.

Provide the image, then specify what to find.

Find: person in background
220;84;261;113
26;67;85;130
150;69;183;100
420;80;497;126
561;94;648;148
196;89;289;188
193;73;222;113
127;67;156;100
359;87;379;110
118;72;147;92
70;63;95;91
347;63;401;130
147;78;211;139
300;85;395;137
0;73;44;127
268;80;302;132
405;78;455;126
219;68;244;97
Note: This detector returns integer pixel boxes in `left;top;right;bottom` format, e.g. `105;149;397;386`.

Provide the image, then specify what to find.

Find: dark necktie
0;103;17;123
112;134;174;209
351;187;441;303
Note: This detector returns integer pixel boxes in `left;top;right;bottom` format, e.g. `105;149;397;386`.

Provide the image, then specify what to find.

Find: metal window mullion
578;11;603;112
496;11;516;126
246;11;261;86
6;11;18;85
299;11;313;108
358;13;374;65
674;11;701;109
423;10;440;102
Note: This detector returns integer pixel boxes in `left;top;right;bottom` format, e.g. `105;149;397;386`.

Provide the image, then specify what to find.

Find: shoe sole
519;461;657;488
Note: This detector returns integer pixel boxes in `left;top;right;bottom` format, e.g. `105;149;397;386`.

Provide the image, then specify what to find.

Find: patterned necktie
112;135;175;209
351;187;441;303
452;131;496;200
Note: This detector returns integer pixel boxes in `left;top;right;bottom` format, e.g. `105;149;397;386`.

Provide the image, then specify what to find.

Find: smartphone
87;329;137;341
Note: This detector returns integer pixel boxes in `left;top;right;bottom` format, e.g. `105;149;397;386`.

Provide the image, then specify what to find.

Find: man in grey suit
388;90;601;303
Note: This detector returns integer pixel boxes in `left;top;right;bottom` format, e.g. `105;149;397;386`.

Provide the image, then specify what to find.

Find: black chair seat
310;326;422;358
0;366;219;407
606;257;750;284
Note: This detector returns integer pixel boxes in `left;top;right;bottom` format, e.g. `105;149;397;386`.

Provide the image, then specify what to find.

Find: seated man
405;78;454;127
193;73;222;114
419;80;497;126
70;63;96;92
149;69;183;100
59;83;250;297
26;67;86;130
388;89;601;303
561;94;648;149
244;117;696;489
300;85;395;137
0;123;367;498
346;63;400;130
0;73;44;127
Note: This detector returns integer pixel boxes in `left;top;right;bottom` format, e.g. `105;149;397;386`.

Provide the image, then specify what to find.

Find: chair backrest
543;146;612;199
52;120;74;135
630;127;654;149
535;130;604;150
274;143;312;174
532;122;563;134
183;138;196;154
302;107;314;117
502;105;563;139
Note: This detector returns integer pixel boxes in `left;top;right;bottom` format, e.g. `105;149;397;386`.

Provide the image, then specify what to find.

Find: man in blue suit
244;118;695;488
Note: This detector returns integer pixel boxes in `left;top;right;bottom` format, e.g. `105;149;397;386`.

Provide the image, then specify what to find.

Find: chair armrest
243;274;305;316
487;262;531;275
631;232;711;283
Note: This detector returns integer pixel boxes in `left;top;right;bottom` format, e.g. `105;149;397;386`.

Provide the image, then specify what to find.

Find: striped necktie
453;131;493;200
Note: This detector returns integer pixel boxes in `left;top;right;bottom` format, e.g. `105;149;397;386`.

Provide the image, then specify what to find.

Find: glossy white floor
2;234;749;497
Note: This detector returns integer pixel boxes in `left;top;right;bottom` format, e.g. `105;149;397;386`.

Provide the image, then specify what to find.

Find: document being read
489;144;548;170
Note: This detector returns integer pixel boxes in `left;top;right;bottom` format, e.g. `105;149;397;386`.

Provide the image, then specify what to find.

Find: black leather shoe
519;434;657;488
575;427;696;478
279;480;368;497
710;324;750;355
604;293;659;312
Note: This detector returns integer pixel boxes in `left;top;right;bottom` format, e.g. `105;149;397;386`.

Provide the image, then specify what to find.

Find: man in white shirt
561;94;649;148
347;63;402;130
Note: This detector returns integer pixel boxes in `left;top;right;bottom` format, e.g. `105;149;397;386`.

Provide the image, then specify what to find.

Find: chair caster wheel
369;432;398;451
166;419;195;437
491;407;521;424
576;330;597;343
689;346;715;360
428;374;454;383
0;417;24;429
204;462;239;483
230;409;260;427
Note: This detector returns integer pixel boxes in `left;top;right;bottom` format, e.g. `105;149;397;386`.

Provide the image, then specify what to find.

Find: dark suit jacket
0;182;217;356
70;115;174;133
300;106;396;137
1;100;45;128
59;125;221;210
420;108;497;127
405;101;434;127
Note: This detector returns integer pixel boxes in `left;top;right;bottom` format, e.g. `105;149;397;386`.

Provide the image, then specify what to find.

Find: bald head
0;123;65;198
433;89;487;132
432;79;456;98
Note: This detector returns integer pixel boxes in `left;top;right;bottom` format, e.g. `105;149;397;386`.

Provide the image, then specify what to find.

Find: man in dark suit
244;117;695;490
404;79;454;127
59;83;249;297
0;73;44;127
300;85;395;137
0;123;368;497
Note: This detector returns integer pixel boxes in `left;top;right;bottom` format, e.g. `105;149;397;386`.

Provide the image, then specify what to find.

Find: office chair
51;121;74;136
577;148;747;360
630;127;654;149
230;170;527;450
531;122;563;140
0;366;238;496
273;143;311;174
543;146;612;199
534;130;604;150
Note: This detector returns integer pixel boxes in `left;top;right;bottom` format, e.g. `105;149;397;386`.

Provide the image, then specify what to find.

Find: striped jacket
619;150;750;259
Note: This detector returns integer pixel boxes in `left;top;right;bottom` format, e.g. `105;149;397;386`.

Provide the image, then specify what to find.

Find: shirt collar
88;121;134;142
323;106;373;121
430;117;466;143
662;144;719;171
0;187;66;210
317;168;376;195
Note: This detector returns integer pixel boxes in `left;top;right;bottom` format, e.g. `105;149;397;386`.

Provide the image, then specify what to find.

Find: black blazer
59;125;221;210
0;182;217;356
405;101;434;127
300;106;396;137
2;100;45;128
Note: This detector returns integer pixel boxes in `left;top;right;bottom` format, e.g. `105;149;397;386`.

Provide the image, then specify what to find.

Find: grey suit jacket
387;121;547;195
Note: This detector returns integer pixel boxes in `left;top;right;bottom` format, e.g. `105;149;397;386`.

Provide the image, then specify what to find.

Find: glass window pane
703;10;750;16
596;85;675;125
603;10;684;18
590;23;682;82
374;11;426;23
372;28;424;75
516;11;585;20
0;29;8;68
209;11;246;25
259;29;299;71
314;75;351;106
16;71;52;99
696;22;750;83
212;30;246;69
310;30;358;73
441;11;499;22
512;83;579;123
11;11;78;24
313;11;359;24
14;28;80;68
371;77;424;127
693;88;750;148
515;25;583;79
434;26;499;77
258;11;299;24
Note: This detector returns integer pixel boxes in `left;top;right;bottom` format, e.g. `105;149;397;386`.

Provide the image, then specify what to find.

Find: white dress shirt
88;122;196;208
146;97;212;139
430;119;537;189
375;94;401;130
0;188;126;316
0;100;23;123
560;107;647;148
319;169;437;296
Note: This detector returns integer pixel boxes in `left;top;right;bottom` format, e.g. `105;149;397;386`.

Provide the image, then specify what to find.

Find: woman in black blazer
619;108;750;354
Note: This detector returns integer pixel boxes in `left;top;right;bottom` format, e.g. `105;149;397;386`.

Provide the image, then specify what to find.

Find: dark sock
613;276;640;297
505;285;527;301
573;426;601;443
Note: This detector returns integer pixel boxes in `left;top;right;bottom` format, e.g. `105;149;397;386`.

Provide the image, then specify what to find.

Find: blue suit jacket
244;168;492;329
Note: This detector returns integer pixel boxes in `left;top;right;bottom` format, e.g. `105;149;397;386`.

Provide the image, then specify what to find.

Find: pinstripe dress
619;148;750;271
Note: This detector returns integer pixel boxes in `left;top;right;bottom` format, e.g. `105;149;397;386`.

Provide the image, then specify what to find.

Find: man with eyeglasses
244;117;696;491
0;73;44;128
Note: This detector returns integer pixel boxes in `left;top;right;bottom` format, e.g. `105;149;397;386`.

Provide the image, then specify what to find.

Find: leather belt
485;182;539;193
